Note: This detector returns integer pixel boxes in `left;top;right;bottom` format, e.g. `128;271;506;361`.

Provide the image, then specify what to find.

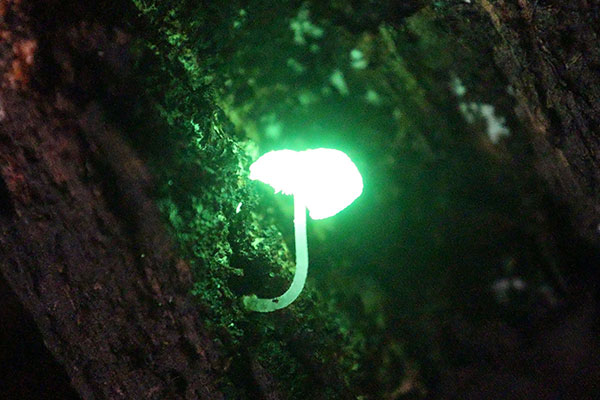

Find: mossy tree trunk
0;1;228;398
1;0;600;399
1;0;355;399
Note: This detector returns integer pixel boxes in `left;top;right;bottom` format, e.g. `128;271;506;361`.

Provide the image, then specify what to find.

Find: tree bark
0;1;225;398
476;0;600;247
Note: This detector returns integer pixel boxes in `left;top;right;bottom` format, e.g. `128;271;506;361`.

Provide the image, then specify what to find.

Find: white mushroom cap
249;148;363;219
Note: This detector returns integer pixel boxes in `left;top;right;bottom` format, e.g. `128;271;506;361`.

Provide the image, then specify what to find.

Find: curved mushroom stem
243;195;309;312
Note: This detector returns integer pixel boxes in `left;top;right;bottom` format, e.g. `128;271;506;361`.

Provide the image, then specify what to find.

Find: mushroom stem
243;195;309;312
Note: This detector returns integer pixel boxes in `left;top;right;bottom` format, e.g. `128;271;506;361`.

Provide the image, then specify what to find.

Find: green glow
249;148;363;219
243;195;308;312
244;148;363;312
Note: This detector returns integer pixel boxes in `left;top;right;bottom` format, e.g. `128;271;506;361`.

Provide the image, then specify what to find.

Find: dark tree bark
0;1;226;398
0;94;226;399
476;0;600;247
437;1;600;397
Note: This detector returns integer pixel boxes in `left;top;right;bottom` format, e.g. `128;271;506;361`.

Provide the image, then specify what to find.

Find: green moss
123;1;367;397
117;1;563;398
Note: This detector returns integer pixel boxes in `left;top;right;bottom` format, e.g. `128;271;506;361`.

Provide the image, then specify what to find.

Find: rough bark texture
0;1;225;398
0;94;225;399
478;0;600;246
437;1;600;396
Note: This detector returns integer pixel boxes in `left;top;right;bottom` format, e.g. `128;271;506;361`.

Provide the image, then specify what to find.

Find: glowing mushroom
243;148;363;312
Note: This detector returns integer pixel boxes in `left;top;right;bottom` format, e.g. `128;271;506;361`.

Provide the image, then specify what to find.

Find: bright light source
245;148;363;312
249;148;363;219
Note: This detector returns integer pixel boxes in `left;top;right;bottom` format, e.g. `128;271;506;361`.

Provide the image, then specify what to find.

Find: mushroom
243;148;363;312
